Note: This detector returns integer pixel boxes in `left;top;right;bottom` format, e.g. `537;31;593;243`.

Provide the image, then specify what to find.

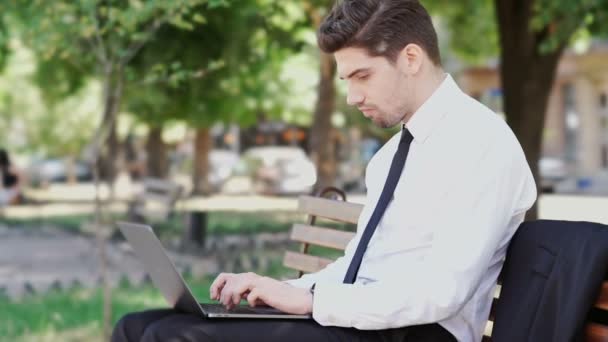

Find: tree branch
62;55;91;78
88;4;109;66
119;18;163;67
137;68;209;86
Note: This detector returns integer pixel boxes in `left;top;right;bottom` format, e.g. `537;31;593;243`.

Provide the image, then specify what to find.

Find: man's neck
402;68;446;125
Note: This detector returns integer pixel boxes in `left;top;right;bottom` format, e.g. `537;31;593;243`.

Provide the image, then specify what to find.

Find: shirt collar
405;74;460;143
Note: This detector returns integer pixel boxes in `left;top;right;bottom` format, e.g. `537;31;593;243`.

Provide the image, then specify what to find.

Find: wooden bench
284;190;608;341
127;178;183;223
282;187;361;278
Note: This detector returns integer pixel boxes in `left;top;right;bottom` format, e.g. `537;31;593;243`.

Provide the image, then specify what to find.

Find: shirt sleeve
311;135;538;329
283;254;349;289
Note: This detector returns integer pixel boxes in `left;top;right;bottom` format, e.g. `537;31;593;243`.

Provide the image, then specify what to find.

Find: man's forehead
335;48;375;79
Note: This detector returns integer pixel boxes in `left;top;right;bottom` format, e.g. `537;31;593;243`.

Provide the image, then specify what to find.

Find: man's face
336;47;413;129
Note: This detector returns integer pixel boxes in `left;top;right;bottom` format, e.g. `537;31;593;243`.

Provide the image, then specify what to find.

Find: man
0;149;21;206
112;0;536;341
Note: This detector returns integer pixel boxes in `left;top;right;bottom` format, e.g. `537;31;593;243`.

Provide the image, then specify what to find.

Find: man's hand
245;276;313;315
210;272;263;310
209;272;313;315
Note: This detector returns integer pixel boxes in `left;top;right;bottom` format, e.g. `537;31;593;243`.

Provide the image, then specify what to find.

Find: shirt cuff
312;281;354;327
283;277;315;289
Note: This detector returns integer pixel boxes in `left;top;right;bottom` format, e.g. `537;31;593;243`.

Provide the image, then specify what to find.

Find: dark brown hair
318;0;441;66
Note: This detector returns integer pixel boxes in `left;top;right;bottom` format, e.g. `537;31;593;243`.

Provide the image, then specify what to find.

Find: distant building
459;41;608;177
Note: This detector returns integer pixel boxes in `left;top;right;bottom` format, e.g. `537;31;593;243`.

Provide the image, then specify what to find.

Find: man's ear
398;43;424;75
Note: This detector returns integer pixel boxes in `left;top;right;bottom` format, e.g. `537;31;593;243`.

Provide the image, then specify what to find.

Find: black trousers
112;308;457;342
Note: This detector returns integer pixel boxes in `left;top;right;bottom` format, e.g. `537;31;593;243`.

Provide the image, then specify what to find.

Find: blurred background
1;0;607;341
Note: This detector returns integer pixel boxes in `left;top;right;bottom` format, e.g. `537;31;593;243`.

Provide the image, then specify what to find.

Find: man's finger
232;281;253;305
232;291;242;305
247;289;260;307
220;284;233;306
210;273;230;300
209;273;225;299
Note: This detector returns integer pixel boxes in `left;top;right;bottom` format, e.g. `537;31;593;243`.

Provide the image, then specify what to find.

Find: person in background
0;149;22;206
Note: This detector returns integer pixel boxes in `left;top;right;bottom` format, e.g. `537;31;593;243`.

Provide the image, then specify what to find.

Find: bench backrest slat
290;223;355;251
586;323;608;342
597;282;608;311
130;178;183;223
142;178;182;200
283;250;334;274
297;196;362;224
139;192;178;205
142;178;182;193
133;206;171;221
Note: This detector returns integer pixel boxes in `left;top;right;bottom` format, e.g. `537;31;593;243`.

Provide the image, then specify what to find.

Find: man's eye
358;74;369;80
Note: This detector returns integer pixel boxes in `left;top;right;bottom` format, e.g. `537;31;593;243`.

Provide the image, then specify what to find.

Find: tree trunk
97;73;123;185
306;6;338;193
98;121;119;183
495;0;569;220
192;127;213;195
309;51;337;192
146;125;168;179
94;67;124;341
98;116;119;184
65;156;78;184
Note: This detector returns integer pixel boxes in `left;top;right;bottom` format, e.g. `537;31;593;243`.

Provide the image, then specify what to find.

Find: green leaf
208;0;230;9
192;13;206;24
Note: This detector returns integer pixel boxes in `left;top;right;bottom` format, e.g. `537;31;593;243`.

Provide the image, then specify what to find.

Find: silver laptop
117;222;311;319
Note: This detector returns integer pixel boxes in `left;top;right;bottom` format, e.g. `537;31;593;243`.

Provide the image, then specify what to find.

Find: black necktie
343;127;414;284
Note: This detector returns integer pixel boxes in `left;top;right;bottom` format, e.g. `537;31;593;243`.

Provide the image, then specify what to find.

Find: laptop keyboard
201;303;286;315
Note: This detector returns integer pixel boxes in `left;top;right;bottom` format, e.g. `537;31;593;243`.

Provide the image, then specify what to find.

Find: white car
208;149;240;192
242;146;317;195
27;158;92;184
539;157;568;193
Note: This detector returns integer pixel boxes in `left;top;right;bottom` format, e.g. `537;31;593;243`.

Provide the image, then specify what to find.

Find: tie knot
400;128;413;144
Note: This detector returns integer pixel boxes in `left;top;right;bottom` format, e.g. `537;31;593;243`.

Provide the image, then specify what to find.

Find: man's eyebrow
339;68;370;80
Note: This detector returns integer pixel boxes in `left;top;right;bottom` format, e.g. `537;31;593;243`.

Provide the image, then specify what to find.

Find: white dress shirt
285;74;537;341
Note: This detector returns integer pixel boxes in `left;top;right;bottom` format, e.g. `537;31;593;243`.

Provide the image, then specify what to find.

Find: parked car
27;158;93;184
208;149;240;192
539;157;568;193
242;146;317;195
553;170;608;195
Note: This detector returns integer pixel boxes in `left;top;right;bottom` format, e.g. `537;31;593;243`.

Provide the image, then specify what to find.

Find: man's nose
347;86;364;106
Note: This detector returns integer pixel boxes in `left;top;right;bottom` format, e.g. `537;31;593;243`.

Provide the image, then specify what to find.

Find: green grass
154;212;356;241
306;245;345;260
154;211;302;238
1;214;93;232
1;211;305;236
1;211;356;241
1;258;298;341
0;278;213;340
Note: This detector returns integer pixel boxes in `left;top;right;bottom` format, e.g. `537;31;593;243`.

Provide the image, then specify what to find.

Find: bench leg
185;211;207;248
